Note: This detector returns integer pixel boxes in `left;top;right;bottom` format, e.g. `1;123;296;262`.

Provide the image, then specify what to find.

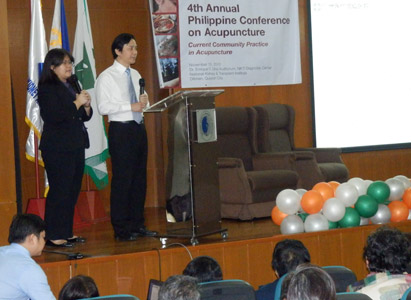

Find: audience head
286;263;336;300
58;275;99;300
8;214;46;256
158;275;200;300
363;226;410;274
272;239;311;277
183;256;223;283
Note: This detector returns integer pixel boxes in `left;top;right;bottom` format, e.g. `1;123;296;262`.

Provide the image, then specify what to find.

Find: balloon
348;177;367;196
298;213;309;222
328;181;340;193
301;190;324;214
364;180;373;190
360;217;369;226
367;181;390;203
338;207;361;228
385;178;405;202
355;195;378;218
276;189;301;215
280;215;305;234
408;209;411;220
388;201;409;222
394;175;411;190
313;182;334;201
296;189;307;197
370;204;391;224
271;206;288;225
403;188;411;208
322;197;346;222
328;221;338;229
304;214;329;232
335;183;359;207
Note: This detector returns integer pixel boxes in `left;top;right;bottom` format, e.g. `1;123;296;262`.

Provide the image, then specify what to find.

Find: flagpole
34;135;41;199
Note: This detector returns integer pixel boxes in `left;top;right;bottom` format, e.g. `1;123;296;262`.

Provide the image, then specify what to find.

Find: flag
25;0;48;164
73;0;109;189
50;0;70;51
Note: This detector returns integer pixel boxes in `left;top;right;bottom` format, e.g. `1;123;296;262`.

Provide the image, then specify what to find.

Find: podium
145;90;227;245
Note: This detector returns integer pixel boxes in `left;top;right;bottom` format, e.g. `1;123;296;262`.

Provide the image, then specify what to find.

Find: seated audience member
286;263;336;300
347;226;411;300
256;239;311;300
158;275;200;300
182;255;223;283
0;214;56;300
58;275;99;300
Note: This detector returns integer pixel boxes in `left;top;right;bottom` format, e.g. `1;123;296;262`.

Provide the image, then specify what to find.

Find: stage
35;208;411;300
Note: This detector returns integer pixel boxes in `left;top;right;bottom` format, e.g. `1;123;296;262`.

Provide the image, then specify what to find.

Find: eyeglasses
62;60;74;66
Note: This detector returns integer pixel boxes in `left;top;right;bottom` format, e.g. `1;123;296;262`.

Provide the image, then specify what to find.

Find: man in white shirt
0;214;56;300
95;33;157;241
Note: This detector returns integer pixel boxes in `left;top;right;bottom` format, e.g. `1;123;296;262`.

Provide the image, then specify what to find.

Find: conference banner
149;0;301;88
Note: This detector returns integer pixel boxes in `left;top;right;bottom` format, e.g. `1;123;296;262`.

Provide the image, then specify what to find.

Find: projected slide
310;0;411;150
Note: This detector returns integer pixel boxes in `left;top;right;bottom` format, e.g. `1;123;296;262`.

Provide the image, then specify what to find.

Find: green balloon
338;207;361;228
355;195;379;218
367;181;390;203
328;221;338;229
298;213;309;222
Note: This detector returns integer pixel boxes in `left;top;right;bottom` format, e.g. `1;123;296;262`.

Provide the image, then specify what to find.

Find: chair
254;103;349;189
79;295;139;300
322;266;357;293
198;279;256;300
215;106;299;220
402;286;411;300
336;292;373;300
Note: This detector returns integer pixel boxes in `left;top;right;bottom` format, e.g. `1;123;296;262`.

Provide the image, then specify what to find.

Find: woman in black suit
38;48;92;247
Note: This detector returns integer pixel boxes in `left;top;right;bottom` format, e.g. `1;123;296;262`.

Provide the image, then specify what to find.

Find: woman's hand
74;90;91;110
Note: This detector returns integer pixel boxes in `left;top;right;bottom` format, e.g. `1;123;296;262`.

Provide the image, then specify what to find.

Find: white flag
73;0;109;189
25;0;48;164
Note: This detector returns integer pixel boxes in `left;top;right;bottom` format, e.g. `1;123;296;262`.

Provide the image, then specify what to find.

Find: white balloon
370;204;391;224
296;189;307;197
360;217;369;226
276;189;301;215
385;178;405;201
394;175;411;190
304;214;329;232
280;215;305;235
348;177;367;196
335;183;359;207
364;180;373;190
322;197;346;222
408;209;411;220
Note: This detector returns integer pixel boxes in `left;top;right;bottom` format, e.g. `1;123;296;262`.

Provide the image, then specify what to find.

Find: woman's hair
364;226;410;274
39;48;74;86
58;275;99;300
286;263;336;300
182;256;223;283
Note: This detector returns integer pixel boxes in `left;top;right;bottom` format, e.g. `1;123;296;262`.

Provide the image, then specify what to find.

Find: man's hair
272;239;311;277
8;214;46;244
111;33;135;59
158;275;200;300
58;275;99;300
364;226;410;274
286;263;336;300
183;256;223;283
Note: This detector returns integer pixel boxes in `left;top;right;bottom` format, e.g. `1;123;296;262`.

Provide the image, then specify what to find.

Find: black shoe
131;227;158;237
46;240;74;248
67;236;86;243
114;234;137;241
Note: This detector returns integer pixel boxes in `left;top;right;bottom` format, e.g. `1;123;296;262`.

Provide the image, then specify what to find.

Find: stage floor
35;208;281;264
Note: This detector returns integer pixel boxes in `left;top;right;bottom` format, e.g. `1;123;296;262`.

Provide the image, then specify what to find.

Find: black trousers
108;121;148;237
42;148;85;240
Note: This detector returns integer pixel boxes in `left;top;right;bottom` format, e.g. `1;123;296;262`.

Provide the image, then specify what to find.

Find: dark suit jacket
38;81;92;152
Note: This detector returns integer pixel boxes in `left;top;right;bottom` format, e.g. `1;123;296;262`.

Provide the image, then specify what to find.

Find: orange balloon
388;201;409;222
402;188;411;209
301;190;324;214
328;181;340;193
313;182;334;201
271;206;288;226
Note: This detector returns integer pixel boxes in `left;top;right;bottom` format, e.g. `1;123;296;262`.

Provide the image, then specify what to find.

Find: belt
110;120;144;125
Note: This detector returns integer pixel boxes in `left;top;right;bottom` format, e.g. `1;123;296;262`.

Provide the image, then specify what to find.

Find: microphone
68;74;82;94
139;78;145;95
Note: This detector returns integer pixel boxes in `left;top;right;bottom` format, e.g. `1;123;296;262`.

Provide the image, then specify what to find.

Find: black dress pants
108;121;148;237
42;148;85;240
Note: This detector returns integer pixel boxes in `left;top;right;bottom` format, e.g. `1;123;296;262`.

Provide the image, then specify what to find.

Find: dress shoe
131;227;158;237
114;234;137;241
46;240;74;248
67;236;86;243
